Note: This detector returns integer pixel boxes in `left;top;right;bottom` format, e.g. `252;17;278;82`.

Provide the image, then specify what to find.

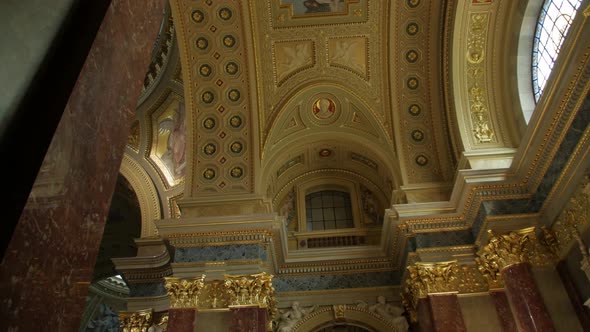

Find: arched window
305;190;354;230
532;0;582;102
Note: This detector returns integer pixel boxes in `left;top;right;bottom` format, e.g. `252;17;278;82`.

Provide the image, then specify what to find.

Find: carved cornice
164;275;205;308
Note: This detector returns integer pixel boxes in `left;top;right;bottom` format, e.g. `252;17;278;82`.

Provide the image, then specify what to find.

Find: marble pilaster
502;263;555;332
428;294;466;332
490;290;518;332
168;308;197;332
0;0;166;330
229;307;268;332
416;298;434;332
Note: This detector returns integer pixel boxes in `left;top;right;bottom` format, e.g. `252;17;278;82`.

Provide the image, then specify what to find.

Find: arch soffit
450;1;523;157
262;81;394;153
119;153;162;237
260;82;400;192
293;306;397;332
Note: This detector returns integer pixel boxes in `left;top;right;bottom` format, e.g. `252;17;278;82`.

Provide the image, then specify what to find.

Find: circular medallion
223;35;236;48
203;143;217;155
405;50;419;63
196;37;209;50
228;89;241;102
407;0;420;8
203;168;216;180
225;62;239;75
406;22;419;36
229;115;242;128
408;104;422;116
415;154;429;166
411;129;425;142
203;117;216;129
202;91;215;104
312;98;336;120
406;77;419;90
191;10;205;23
218;7;232;20
199;64;212;77
319;149;332;157
230;141;243;154
230;166;244;178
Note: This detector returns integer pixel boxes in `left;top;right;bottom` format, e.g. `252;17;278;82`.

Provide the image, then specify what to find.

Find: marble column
229;307;268;332
478;229;556;332
405;261;466;332
0;0;166;330
502;263;555;332
428;294;466;332
168;308;197;332
416;298;434;332
489;290;518;332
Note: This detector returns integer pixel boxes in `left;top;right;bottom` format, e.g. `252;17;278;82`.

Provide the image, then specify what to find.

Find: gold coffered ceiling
169;0;457;207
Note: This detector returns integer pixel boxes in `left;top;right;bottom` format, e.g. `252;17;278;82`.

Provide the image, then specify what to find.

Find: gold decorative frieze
466;12;496;144
164;275;205;308
119;309;154;332
457;264;488;293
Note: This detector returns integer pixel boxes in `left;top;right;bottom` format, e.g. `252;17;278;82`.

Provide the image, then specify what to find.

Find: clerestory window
305;190;354;231
532;0;582;102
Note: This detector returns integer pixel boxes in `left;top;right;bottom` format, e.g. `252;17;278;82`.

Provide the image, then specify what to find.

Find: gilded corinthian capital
224;272;277;322
119;309;153;332
477;227;557;282
403;260;459;310
164;275;206;308
478;229;531;271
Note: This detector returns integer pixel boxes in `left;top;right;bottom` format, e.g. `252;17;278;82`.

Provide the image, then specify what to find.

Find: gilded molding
551;175;590;254
466;12;496;144
164;275;205;308
120;153;162;237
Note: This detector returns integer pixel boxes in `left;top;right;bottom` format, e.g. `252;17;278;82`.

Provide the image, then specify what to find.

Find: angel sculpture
356;296;409;332
275;302;317;332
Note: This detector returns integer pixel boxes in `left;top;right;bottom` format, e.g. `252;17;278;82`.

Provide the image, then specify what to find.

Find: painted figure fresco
156;99;187;182
282;0;346;15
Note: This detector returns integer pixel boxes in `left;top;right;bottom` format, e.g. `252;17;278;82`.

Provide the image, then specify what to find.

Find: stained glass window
532;0;582;102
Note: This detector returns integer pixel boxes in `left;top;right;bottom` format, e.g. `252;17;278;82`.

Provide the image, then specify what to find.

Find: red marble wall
0;0;165;330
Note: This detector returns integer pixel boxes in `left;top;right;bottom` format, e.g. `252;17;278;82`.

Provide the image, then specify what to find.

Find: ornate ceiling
120;0;590;288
